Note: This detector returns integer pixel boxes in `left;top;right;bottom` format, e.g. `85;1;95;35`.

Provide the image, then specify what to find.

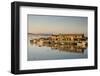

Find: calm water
27;35;88;61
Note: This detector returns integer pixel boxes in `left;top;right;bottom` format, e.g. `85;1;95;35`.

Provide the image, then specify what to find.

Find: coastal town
27;15;88;61
30;34;88;53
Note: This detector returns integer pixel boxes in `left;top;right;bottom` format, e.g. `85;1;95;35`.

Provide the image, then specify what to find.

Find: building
32;34;88;47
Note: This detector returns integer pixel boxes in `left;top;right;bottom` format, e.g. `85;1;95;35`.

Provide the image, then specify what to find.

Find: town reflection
30;40;87;53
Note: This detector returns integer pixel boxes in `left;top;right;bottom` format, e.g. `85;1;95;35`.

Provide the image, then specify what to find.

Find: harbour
28;34;88;61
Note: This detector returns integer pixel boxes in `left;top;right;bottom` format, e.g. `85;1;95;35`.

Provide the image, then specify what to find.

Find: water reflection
30;40;87;53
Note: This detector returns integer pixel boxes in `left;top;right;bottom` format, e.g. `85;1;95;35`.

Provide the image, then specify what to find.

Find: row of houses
31;34;88;47
50;34;87;41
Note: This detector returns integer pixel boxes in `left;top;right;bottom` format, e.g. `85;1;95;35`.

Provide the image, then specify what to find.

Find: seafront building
31;34;87;48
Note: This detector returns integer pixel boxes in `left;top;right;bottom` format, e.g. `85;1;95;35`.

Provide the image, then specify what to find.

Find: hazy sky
28;15;88;34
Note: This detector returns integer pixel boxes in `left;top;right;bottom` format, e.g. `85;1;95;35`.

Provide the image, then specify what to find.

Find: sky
28;15;88;35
